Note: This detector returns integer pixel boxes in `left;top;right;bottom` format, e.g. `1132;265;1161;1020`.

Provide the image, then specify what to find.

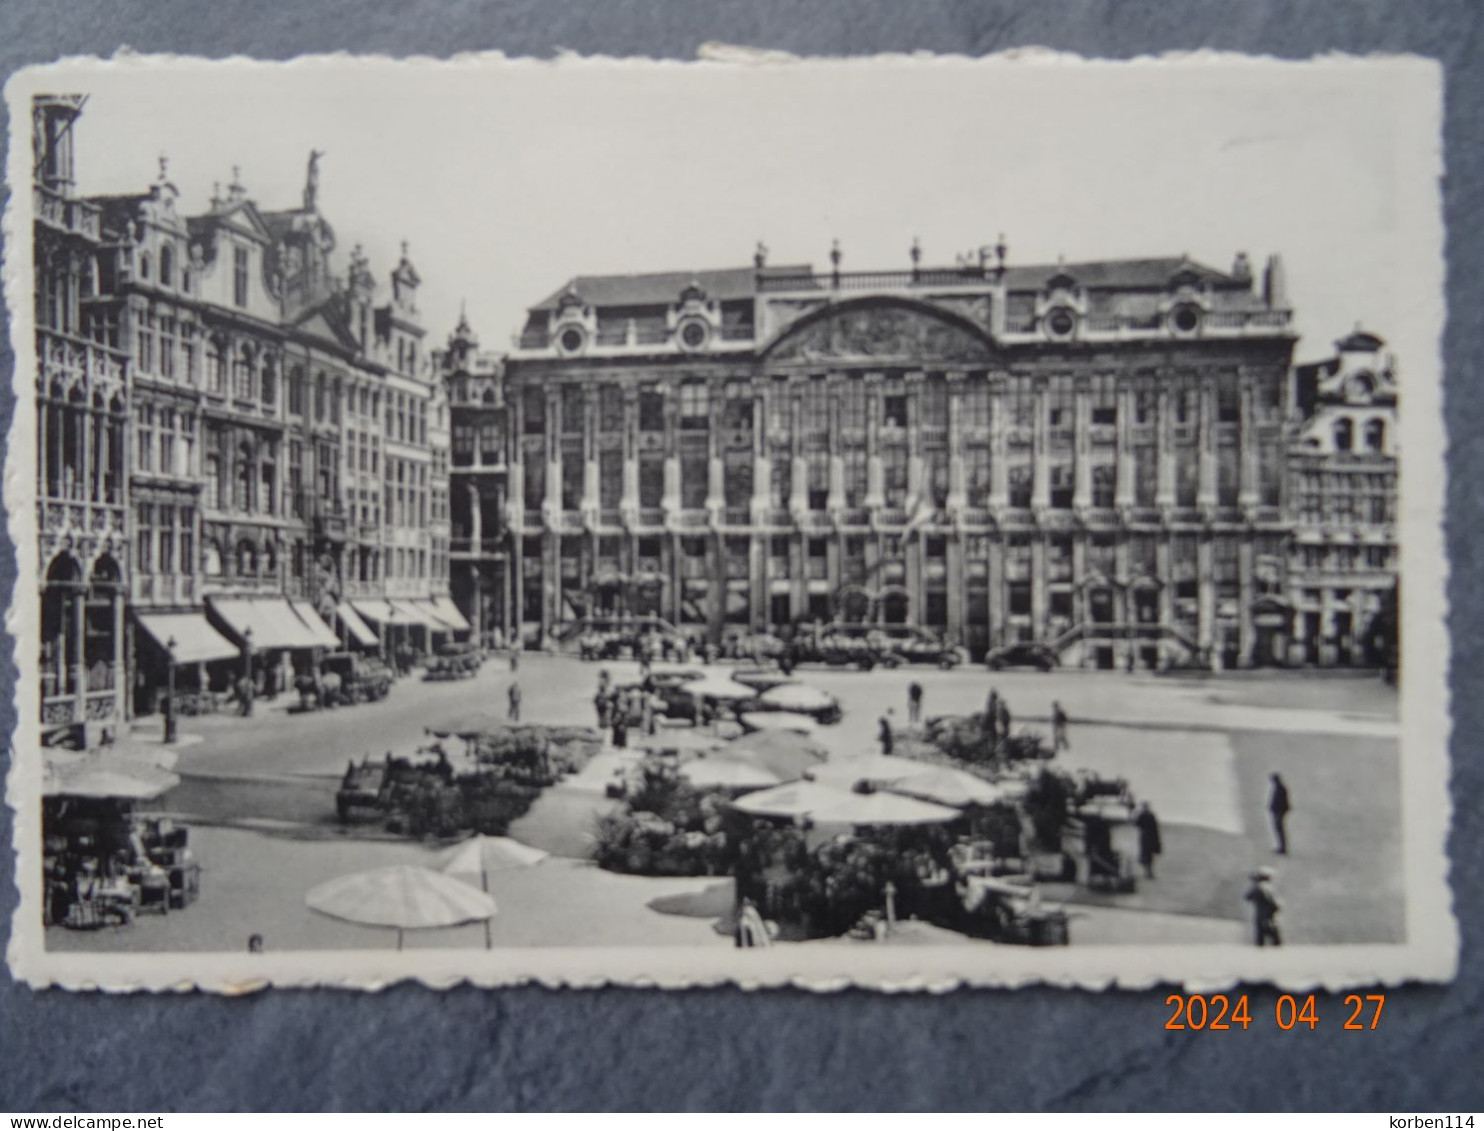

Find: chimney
1262;253;1288;309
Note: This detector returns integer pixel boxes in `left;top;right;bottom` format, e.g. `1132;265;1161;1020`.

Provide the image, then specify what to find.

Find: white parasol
305;864;496;950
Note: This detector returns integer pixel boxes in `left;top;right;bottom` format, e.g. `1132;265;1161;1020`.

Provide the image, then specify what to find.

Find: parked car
614;667;706;723
424;642;481;681
321;652;395;703
789;632;892;671
985;643;1060;672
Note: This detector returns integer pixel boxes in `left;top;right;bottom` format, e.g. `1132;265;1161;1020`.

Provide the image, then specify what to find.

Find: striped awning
420;597;472;633
335;603;380;648
135;612;240;665
352;599;424;628
209;597;324;650
288;600;341;648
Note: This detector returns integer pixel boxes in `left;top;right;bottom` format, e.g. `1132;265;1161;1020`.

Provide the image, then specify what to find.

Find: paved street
50;655;1402;954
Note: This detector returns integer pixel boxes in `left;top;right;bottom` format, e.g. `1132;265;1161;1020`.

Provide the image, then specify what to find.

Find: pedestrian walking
1051;701;1070;753
878;710;895;756
612;709;628;749
985;687;1000;743
1244;866;1282;946
1267;772;1291;855
996;699;1011;744
507;680;522;722
1134;801;1162;879
640;690;655;736
594;690;610;728
236;673;255;718
907;681;924;725
509;648;520;672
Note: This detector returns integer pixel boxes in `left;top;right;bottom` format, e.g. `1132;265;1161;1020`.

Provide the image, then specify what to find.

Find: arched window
180;267;192;293
1333;418;1354;452
262;540;277;576
159;245;174;288
202;540;221;576
139;250;151;281
234;345;255;400
1364;418;1386;453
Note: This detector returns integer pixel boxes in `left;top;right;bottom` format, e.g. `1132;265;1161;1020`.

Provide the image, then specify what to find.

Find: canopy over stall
335;603;380;648
208;596;327;650
134;612;240;665
288;600;340;648
420;597;472;634
352;599;424;628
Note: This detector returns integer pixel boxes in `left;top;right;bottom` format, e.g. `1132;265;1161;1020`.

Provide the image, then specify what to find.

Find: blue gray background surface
0;0;1480;1112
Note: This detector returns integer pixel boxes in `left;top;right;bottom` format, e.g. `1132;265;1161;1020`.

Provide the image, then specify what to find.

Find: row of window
514;373;1286;438
1294;545;1395;572
517;445;1285;511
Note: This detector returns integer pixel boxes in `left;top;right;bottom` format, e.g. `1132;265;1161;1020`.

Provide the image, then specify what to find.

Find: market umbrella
441;835;548;949
426;710;509;738
738;711;819;735
731;780;854;820
758;684;837;713
885;766;1014;808
638;730;724;756
43;754;180;800
679;758;782;790
305;864;496;950
679;676;759;702
805;755;920;790
720;730;829;783
810;789;962;827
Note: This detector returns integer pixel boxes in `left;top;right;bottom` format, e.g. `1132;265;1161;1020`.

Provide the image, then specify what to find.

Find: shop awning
135;612;240;665
352;599;424;628
289;600;341;649
335;603;380;648
391;600;444;631
209;596;325;650
420;597;472;633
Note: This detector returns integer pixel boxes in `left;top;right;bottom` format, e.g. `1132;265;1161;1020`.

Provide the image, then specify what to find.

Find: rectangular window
807;450;830;511
523;389;546;435
561;387;585;434
1091;375;1118;425
964;381;990;429
883;446;908;507
136;406;155;473
233;247;249;308
679;382;710;428
680;441;708;508
724;450;753;508
803;379;830;434
841;381;866;431
639;454;665;508
966;446;991;506
1008;462;1033;509
561;446;584;510
725;382;754;433
1091;462;1117;508
768;381;792;437
600;450;623;507
136;504;153;572
599;386;624;432
771;456;791;509
639;387;665;432
844;448;868;507
921;376;948;429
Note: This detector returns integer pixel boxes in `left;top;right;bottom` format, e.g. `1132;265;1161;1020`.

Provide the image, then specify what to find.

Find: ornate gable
763;299;994;364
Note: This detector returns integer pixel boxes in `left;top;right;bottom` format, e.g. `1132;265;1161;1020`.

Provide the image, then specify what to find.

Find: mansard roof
526;256;1245;316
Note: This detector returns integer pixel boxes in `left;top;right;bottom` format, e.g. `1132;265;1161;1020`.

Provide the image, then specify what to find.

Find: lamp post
163;635;178;744
241;625;254;718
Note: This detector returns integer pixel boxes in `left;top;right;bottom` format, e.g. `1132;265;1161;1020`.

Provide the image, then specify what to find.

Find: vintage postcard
2;51;1454;991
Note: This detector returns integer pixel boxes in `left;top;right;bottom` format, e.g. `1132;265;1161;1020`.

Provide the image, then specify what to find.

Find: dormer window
678;319;710;351
557;325;586;355
233;246;249;308
1334;419;1354;452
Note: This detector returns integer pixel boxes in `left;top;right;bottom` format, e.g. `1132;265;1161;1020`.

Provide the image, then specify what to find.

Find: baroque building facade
1286;329;1398;666
454;243;1298;668
32;96;458;743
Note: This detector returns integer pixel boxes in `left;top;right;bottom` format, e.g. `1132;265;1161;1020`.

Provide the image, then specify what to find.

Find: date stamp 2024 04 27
2;49;1457;992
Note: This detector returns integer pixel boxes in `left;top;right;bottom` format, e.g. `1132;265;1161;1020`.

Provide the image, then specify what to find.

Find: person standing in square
1267;772;1291;855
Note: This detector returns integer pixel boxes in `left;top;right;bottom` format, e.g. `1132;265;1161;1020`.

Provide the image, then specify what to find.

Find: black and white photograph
2;51;1454;991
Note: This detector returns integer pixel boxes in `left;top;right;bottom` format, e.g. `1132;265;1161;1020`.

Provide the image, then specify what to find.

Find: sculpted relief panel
766;302;994;364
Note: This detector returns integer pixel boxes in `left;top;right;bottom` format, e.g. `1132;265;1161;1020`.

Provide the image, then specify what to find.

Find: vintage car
723;632;788;662
788;631;892;671
613;667;706;723
985;643;1060;672
320;652;395;704
424;642;482;681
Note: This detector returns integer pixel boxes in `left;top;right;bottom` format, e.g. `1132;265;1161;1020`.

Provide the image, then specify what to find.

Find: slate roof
528;256;1244;314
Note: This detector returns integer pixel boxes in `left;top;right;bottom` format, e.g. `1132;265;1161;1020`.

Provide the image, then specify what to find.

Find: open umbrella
426;710;509;738
720;730;829;782
758;684;837;712
679;676;759;702
680;758;781;790
731;780;854;819
306;864;496;950
811;790;961;827
805;755;920;790
43;753;180;800
738;711;819;735
885;765;1013;808
441;835;548;949
638;730;724;756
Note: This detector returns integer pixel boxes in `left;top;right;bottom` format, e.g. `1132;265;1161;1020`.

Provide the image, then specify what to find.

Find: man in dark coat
985;687;1000;742
1267;772;1291;855
1051;701;1070;753
878;711;895;756
1244;866;1282;946
1134;801;1162;879
996;699;1012;745
907;681;924;724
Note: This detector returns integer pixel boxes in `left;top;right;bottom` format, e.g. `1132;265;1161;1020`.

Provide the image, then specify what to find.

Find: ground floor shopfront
496;518;1295;668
